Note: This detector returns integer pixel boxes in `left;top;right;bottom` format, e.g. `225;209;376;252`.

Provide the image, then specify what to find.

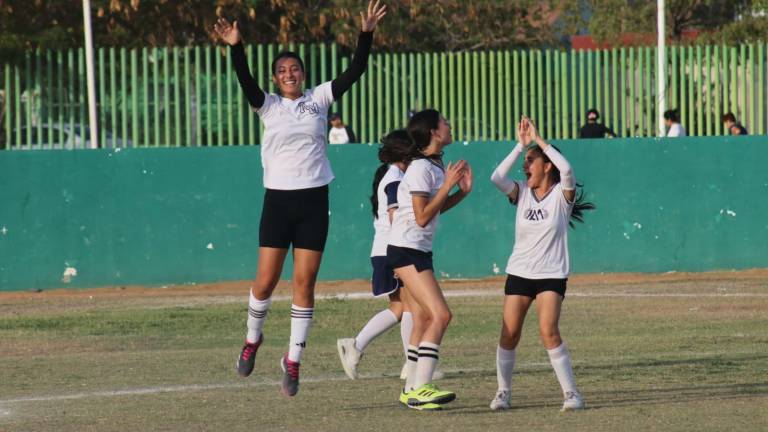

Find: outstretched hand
361;0;387;32
214;18;241;46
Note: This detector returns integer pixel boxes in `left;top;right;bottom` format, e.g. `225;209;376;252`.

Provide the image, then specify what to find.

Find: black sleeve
230;42;265;109
346;126;357;143
331;31;373;99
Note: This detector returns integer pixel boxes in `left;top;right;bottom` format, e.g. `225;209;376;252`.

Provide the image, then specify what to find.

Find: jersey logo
298;101;320;116
524;208;549;221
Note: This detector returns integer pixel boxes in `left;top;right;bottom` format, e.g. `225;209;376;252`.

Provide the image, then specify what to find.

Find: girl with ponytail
337;129;416;380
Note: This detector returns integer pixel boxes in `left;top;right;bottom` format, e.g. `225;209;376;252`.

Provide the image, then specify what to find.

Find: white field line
0;349;763;407
1;290;764;414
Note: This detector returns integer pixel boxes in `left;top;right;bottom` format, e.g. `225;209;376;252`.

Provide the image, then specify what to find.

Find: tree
0;0;584;63
586;0;768;45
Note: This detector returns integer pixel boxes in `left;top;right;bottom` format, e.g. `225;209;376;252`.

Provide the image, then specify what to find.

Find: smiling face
522;148;552;190
272;57;305;99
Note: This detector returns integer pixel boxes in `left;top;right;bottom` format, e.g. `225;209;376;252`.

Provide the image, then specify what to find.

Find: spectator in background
722;112;748;135
328;113;357;144
663;109;686;137
579;109;616;139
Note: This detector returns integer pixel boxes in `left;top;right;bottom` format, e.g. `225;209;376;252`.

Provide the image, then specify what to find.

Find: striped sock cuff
290;305;314;319
248;307;268;319
407;347;419;362
418;343;440;360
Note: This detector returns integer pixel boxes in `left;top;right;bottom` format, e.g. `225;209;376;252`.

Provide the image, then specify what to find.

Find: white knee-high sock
413;342;440;389
547;343;578;395
400;312;413;358
404;345;419;392
354;309;399;352
246;291;271;344
496;346;516;391
288;304;313;363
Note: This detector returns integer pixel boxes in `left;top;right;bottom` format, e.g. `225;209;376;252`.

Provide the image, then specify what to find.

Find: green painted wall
1;137;766;291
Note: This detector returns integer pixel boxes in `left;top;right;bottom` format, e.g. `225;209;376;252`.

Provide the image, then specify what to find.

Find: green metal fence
1;42;766;149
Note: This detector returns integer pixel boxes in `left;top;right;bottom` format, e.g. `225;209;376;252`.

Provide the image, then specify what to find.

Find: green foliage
0;0;584;62
587;0;768;46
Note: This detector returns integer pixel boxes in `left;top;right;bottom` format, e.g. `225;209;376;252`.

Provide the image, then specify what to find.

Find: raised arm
490;143;523;203
331;1;386;99
490;119;531;203
527;117;576;202
214;18;265;109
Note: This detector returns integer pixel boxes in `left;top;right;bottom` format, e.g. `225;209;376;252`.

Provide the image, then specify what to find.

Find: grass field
1;271;767;431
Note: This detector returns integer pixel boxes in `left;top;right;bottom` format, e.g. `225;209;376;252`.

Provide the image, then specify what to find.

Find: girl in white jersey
336;130;414;379
489;117;594;412
214;1;387;398
388;109;473;411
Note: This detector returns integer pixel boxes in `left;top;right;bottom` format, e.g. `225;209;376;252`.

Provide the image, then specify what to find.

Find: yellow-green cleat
399;390;410;406
406;383;456;406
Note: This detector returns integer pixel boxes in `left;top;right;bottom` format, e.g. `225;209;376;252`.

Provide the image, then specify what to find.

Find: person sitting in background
579;109;616;139
663;109;686;137
328;113;357;144
722;112;748;136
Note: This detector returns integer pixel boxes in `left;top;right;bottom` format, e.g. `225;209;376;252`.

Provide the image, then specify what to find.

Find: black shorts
371;256;403;297
386;245;434;273
259;185;329;251
504;274;567;298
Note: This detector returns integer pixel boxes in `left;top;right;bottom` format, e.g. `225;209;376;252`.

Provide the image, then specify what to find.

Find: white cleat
337;338;362;379
490;390;511;410
561;391;585;412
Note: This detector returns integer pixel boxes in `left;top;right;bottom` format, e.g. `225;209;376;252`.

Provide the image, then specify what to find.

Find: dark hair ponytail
528;144;595;228
406;109;441;160
371;130;414;218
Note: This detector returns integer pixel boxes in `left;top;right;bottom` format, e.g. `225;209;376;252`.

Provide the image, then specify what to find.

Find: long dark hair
528;144;595;228
406;109;442;161
371;129;414;218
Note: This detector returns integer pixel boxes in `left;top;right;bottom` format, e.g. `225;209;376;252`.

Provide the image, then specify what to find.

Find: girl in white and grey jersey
337;130;415;380
387;109;473;410
214;1;387;398
489;117;595;412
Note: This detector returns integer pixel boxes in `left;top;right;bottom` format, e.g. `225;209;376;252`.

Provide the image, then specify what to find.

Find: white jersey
388;158;445;253
371;165;404;257
328;126;350;144
255;81;335;190
506;181;573;279
666;123;686;137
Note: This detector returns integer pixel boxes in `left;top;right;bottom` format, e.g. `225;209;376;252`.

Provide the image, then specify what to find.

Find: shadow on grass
338;352;768;414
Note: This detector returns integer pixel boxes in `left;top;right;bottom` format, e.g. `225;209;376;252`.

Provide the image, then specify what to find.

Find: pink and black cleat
280;354;301;397
235;335;263;377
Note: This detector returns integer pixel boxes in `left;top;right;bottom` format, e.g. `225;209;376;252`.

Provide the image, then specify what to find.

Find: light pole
83;0;99;148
